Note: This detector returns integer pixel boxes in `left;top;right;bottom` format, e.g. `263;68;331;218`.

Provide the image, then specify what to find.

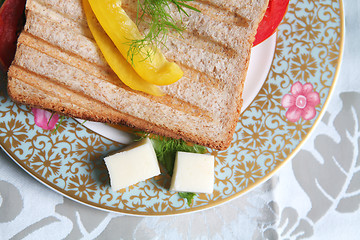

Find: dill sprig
151;136;207;176
52;115;65;133
135;132;207;176
47;112;56;126
127;0;200;63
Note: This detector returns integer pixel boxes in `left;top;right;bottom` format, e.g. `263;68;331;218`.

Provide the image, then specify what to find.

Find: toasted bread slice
7;0;269;150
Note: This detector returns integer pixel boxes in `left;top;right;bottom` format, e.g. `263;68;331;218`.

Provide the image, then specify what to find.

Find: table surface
1;0;359;239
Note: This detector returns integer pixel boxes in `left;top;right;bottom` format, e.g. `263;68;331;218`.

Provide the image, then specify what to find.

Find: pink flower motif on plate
281;82;320;122
32;108;59;130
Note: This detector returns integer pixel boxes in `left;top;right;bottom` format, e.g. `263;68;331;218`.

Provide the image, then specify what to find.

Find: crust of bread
7;0;269;150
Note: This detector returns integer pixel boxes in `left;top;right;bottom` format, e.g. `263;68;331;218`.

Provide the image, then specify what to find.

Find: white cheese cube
170;151;214;194
104;138;160;191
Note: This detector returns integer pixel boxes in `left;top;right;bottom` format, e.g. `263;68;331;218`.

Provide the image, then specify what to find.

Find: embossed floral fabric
1;0;360;239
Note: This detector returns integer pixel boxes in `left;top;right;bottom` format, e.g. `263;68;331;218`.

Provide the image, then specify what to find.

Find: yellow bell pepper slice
83;0;163;96
87;0;183;86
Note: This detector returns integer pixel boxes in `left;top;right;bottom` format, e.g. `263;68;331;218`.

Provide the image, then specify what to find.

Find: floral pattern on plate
0;0;343;215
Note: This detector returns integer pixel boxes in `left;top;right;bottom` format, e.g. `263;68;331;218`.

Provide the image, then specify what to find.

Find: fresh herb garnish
136;132;206;206
150;136;207;176
128;0;200;62
178;192;196;206
52;115;65;133
47;112;56;126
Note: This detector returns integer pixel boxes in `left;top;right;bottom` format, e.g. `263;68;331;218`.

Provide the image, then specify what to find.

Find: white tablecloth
1;0;359;239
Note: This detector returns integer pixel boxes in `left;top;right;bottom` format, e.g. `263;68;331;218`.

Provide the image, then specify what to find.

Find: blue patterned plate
0;0;344;215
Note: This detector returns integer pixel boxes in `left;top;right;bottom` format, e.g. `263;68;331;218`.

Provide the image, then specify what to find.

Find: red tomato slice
0;0;26;72
254;0;289;46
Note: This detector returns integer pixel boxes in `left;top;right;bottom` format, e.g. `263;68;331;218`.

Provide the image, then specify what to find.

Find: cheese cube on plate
170;151;214;194
104;138;160;191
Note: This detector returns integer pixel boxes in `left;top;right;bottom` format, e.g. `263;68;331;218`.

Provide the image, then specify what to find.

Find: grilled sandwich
7;0;269;150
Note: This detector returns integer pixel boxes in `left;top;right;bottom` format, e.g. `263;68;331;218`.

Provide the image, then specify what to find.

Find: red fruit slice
0;0;26;72
254;0;289;46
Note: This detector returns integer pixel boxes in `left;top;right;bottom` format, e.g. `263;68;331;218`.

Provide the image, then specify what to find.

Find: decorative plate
0;0;344;216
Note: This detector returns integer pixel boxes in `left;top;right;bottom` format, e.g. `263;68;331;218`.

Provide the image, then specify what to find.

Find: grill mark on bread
25;10;105;65
24;7;233;90
14;36;214;121
118;6;238;59
190;0;250;28
9;65;103;106
163;36;241;85
119;5;249;82
28;0;91;38
26;7;236;82
8;68;217;144
34;0;87;25
175;62;226;90
9;77;218;148
31;0;239;60
30;0;243;82
120;1;255;52
121;0;249;28
19;32;118;81
7;72;159;132
179;30;237;59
